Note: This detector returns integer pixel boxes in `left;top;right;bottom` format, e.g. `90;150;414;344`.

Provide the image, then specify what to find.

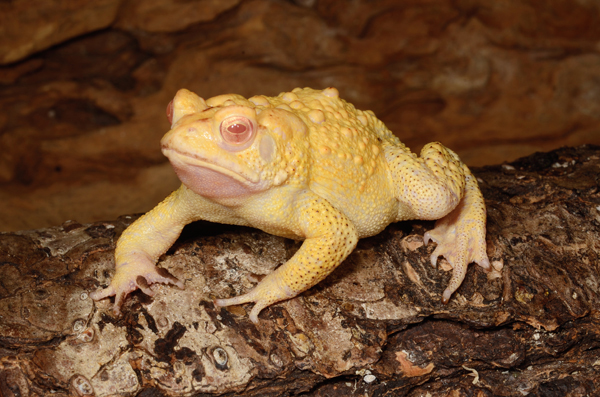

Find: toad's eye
220;116;254;145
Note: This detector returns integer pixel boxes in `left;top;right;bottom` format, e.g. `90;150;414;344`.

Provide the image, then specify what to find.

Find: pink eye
220;116;254;145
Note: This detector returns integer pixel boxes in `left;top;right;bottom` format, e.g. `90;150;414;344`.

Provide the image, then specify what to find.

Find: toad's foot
214;272;294;324
424;197;490;304
90;253;184;315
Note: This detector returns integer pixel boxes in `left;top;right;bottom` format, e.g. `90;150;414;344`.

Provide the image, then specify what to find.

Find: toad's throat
162;148;260;185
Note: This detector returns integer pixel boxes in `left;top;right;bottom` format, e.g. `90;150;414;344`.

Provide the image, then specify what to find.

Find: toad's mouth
162;147;260;185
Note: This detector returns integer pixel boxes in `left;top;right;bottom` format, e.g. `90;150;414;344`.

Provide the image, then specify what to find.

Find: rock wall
1;0;599;231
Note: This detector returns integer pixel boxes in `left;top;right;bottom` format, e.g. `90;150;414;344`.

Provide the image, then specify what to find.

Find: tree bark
1;145;600;397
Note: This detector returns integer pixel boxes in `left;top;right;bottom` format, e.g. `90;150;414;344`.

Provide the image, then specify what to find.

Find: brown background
1;0;599;232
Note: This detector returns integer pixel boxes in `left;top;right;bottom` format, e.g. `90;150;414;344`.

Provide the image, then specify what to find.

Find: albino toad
91;87;490;323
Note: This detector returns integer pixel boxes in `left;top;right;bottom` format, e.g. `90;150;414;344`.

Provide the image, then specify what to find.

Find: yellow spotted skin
90;87;490;322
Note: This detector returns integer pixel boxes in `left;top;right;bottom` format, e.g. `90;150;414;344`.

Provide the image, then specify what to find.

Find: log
1;145;600;397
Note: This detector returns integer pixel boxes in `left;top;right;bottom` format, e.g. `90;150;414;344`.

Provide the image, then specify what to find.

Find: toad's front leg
386;142;490;303
215;193;358;323
90;185;249;315
90;187;197;315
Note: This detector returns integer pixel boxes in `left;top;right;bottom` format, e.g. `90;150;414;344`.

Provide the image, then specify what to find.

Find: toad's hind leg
423;167;490;303
386;142;490;303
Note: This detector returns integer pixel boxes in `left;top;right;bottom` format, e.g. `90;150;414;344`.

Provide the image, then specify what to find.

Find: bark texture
1;145;599;396
1;0;600;231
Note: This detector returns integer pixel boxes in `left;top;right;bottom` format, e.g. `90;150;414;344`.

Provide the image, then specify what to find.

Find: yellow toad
91;87;490;323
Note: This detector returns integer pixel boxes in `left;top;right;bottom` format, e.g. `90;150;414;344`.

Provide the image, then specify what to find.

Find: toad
91;87;490;323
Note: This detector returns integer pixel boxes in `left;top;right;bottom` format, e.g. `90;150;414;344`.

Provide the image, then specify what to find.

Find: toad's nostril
166;100;174;125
